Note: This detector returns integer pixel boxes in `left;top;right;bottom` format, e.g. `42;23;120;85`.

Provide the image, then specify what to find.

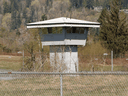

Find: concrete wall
41;39;87;46
50;45;78;73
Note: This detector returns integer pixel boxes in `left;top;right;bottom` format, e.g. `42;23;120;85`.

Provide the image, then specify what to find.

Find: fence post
111;51;113;71
60;74;63;96
23;50;24;69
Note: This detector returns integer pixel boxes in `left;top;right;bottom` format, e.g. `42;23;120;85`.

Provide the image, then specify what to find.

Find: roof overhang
27;17;100;29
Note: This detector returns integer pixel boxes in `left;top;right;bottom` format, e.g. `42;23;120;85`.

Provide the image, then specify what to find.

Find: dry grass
0;41;128;72
0;53;128;72
0;75;128;96
0;55;22;71
78;41;128;72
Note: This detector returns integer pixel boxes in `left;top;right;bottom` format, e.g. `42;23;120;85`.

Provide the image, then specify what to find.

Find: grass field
0;55;128;96
0;75;128;96
0;54;128;72
0;55;22;71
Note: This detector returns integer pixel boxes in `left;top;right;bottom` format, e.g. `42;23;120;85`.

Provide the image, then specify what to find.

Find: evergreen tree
30;6;35;22
41;14;47;21
46;0;49;6
11;2;17;30
95;0;100;6
102;0;110;9
98;0;128;57
14;0;19;11
3;1;11;14
23;8;27;24
86;0;94;9
79;0;83;7
23;9;27;19
0;7;1;14
70;0;83;8
123;0;128;8
26;0;31;8
17;12;21;28
10;0;22;30
10;0;19;11
16;29;21;36
46;0;53;6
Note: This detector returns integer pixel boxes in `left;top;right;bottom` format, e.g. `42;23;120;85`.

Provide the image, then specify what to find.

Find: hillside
0;0;128;31
0;0;104;53
0;0;128;72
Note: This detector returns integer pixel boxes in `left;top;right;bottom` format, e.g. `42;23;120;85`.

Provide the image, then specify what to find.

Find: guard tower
27;17;100;72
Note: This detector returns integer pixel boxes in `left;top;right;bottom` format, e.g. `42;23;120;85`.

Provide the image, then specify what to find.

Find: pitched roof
27;17;100;28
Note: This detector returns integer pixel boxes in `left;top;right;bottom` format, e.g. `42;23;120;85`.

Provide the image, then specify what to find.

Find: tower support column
50;45;78;73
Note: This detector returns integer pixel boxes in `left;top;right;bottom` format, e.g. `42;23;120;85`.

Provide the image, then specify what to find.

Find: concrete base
50;45;78;73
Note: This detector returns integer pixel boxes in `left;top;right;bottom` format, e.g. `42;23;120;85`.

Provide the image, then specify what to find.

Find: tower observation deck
27;17;100;72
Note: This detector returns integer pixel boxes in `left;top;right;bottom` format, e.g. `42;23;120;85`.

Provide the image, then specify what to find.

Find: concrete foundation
50;45;78;73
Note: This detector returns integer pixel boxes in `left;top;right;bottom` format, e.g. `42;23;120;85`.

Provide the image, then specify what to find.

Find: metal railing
0;72;128;96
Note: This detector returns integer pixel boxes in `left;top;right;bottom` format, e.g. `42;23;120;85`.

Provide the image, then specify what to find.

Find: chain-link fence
0;72;128;96
19;50;128;72
79;51;128;72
